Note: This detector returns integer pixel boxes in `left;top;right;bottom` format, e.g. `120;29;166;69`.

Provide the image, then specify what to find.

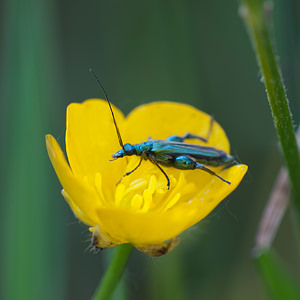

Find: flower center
108;158;197;213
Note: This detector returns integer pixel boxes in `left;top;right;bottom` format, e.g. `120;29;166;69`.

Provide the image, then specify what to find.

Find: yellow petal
174;164;248;227
96;164;247;244
45;134;100;224
125;102;230;153
66;99;127;190
96;207;191;244
61;189;94;226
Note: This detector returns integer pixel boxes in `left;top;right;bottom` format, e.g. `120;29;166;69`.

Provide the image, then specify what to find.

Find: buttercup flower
46;100;247;256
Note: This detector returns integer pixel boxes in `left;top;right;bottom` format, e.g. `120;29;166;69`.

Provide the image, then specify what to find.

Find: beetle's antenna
89;68;125;150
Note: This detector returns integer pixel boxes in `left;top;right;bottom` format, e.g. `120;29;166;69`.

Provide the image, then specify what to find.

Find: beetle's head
111;143;136;160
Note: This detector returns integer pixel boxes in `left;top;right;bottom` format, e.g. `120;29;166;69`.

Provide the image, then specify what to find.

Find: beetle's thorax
135;142;152;155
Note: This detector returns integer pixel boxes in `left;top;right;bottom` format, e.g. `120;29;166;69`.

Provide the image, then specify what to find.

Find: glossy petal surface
66;99;126;190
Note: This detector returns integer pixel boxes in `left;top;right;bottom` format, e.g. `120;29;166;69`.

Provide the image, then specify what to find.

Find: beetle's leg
174;155;231;185
123;156;143;177
149;156;170;190
166;133;207;143
166;116;214;143
195;162;231;184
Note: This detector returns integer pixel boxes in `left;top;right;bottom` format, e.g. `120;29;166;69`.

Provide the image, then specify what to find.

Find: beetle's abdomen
196;153;235;167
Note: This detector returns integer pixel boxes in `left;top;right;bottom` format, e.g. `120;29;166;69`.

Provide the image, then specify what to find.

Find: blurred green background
1;1;300;299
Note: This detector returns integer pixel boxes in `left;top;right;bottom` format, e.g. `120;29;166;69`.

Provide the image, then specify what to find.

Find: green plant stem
255;249;300;300
241;0;300;222
92;244;133;300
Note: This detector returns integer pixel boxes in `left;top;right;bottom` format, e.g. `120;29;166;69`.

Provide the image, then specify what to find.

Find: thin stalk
92;244;133;300
255;250;300;300
241;0;300;222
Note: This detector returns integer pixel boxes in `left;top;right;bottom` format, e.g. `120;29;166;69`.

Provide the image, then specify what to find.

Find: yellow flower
46;99;247;256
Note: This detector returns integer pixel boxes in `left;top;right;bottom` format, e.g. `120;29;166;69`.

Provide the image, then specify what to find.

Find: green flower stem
241;1;300;221
92;244;133;300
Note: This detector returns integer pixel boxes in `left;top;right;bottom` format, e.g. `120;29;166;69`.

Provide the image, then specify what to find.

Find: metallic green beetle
90;69;236;189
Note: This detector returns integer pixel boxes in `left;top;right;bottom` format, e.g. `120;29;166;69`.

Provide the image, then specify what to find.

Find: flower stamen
162;192;181;212
140;175;157;211
115;184;126;206
131;194;143;210
129;178;148;189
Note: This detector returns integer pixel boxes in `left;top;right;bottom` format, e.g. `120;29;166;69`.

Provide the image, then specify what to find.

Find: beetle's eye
124;143;135;156
128;147;135;155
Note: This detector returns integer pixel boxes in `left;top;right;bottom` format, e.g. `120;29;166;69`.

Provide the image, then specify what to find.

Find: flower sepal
91;223;179;256
135;236;180;257
91;225;121;250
